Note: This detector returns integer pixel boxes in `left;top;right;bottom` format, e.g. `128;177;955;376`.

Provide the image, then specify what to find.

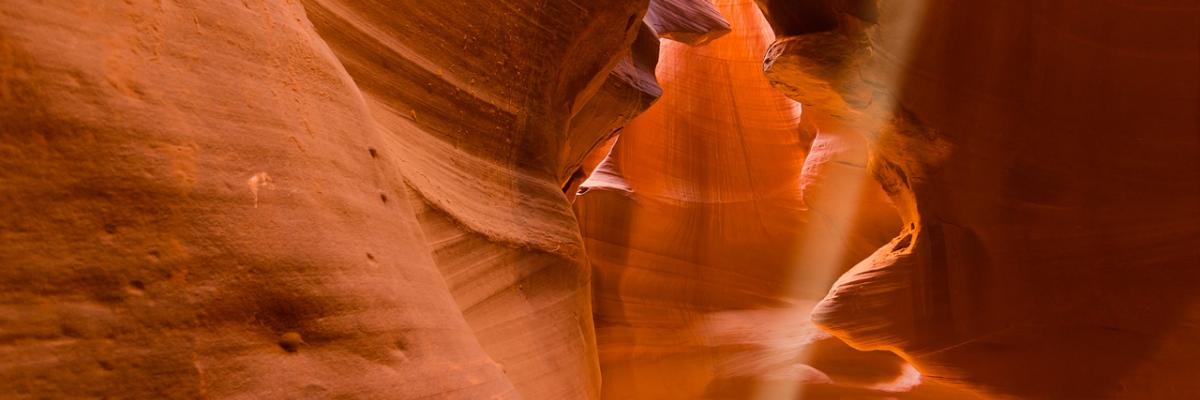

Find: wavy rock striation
644;0;733;46
299;1;654;397
758;1;1200;398
0;0;679;398
3;0;1197;399
572;1;976;398
0;1;514;398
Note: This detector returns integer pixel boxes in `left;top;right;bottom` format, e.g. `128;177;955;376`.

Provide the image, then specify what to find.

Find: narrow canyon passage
575;1;969;398
1;1;1197;399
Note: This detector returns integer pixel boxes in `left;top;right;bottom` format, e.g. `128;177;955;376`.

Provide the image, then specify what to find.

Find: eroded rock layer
758;1;1200;398
573;1;975;398
299;1;656;397
3;0;1198;398
0;0;671;398
644;0;732;46
0;1;514;398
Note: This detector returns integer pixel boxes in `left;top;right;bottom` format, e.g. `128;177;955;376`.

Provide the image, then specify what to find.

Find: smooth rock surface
1;0;656;398
758;0;1200;398
3;0;1198;398
644;0;732;46
574;1;972;398
0;1;515;398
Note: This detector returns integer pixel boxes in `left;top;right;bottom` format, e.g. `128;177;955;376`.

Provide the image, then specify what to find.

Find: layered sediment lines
759;1;1200;398
300;1;656;397
0;1;515;398
3;0;1198;399
573;1;956;398
0;0;660;398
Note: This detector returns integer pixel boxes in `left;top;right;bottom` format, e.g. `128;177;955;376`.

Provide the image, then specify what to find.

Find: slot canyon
1;0;1197;399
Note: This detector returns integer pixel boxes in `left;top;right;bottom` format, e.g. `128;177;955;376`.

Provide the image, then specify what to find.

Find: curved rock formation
299;1;652;397
0;0;666;397
574;1;976;398
759;1;1200;398
3;0;1198;398
0;1;514;397
644;0;733;46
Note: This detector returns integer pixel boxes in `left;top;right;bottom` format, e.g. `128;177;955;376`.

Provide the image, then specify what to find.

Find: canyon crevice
1;1;1197;399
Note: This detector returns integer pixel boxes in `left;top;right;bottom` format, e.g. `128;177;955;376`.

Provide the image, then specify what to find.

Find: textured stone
573;1;971;398
2;0;1197;398
0;1;515;398
0;0;655;398
758;0;1200;398
644;0;732;46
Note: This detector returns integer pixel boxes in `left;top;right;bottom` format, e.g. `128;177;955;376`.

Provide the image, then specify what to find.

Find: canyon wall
759;0;1200;398
2;0;1198;399
0;1;514;397
0;0;658;398
574;1;973;398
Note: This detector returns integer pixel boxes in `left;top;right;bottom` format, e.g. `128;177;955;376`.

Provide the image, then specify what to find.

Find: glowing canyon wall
758;0;1200;398
573;1;944;398
0;0;655;397
1;0;1197;399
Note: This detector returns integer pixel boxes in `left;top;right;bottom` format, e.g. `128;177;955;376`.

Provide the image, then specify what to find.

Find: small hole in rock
368;148;378;158
380;193;389;203
104;223;117;234
130;280;145;290
893;233;913;252
279;331;304;353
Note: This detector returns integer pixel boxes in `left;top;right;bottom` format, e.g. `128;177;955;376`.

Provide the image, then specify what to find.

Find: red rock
2;0;1197;398
0;1;514;398
759;0;1200;398
1;0;652;398
574;1;963;398
644;0;732;46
